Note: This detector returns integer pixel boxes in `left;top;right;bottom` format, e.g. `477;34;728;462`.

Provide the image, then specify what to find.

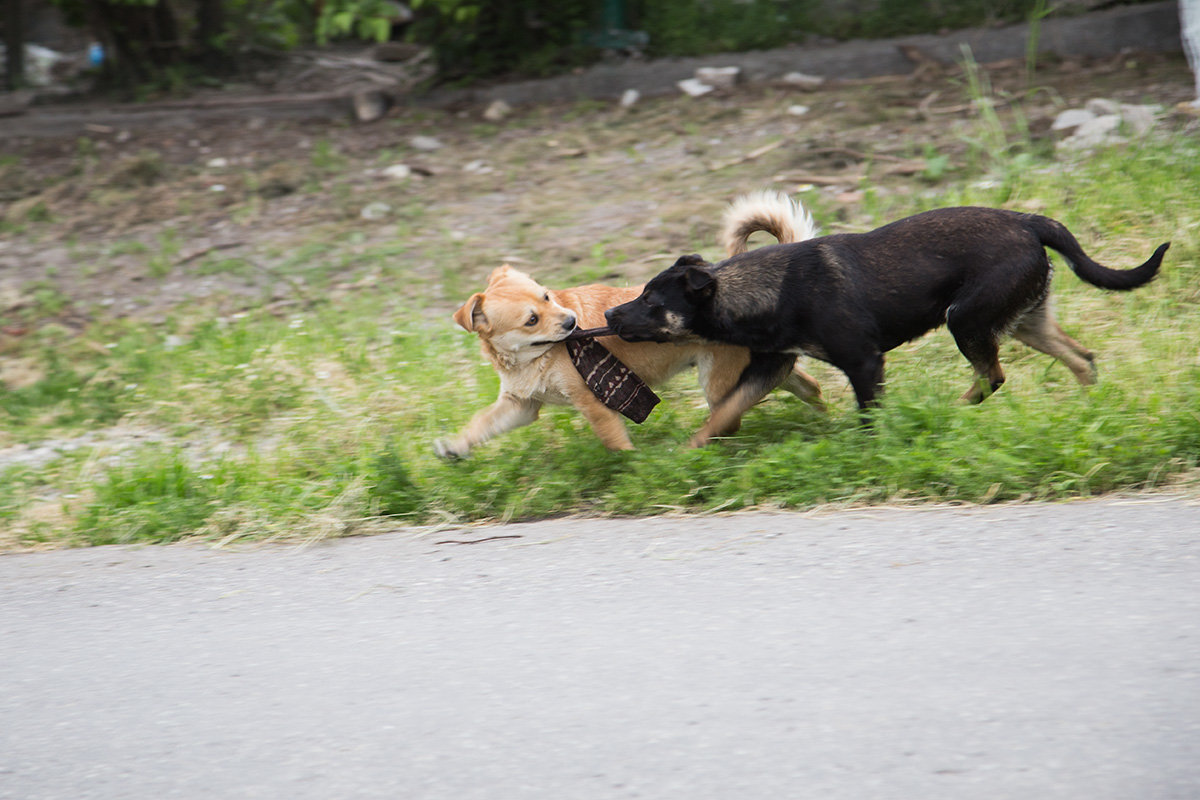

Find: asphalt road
2;496;1199;799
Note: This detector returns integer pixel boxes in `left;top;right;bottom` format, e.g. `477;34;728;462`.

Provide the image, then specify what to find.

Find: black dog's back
715;207;1165;353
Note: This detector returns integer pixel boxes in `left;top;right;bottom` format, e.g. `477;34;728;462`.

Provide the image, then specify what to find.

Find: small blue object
88;42;104;67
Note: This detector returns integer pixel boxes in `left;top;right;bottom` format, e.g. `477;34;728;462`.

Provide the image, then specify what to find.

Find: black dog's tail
1027;214;1169;291
721;190;818;256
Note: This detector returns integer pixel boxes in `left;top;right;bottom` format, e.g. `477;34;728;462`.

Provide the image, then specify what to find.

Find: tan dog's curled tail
720;190;818;256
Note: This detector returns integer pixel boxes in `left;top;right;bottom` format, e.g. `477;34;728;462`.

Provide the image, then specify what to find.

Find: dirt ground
2;50;1197;348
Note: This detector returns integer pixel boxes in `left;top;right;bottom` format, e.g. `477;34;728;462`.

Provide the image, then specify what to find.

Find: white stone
1051;108;1095;131
781;71;825;89
1084;98;1121;116
1118;103;1159;137
620;89;640;108
787;104;810;116
695;66;740;88
360;201;392;220
483;99;512;121
382;164;412;179
677;78;715;97
1058;114;1123;151
410;135;443;151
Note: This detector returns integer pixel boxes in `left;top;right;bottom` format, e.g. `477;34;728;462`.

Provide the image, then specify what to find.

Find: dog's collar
565;338;660;424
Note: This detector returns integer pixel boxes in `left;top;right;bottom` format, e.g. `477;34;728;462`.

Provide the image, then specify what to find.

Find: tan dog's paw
433;438;466;460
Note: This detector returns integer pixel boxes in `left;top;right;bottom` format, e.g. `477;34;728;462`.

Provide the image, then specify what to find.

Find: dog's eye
526;313;539;326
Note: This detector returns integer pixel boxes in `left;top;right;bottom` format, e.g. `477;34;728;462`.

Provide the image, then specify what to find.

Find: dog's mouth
531;325;614;347
606;322;667;343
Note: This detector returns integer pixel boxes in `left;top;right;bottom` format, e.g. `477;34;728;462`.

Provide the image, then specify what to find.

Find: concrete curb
421;1;1183;108
0;1;1184;138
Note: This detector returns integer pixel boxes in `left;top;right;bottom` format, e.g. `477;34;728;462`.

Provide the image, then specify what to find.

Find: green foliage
634;0;814;58
77;449;229;545
3;58;1197;547
409;0;595;80
828;0;1058;39
315;0;396;45
370;440;426;517
36;0;1157;89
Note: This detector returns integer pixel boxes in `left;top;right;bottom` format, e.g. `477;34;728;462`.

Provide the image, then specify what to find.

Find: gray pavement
2;496;1199;799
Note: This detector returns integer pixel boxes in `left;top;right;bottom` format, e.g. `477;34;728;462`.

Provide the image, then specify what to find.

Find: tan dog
434;193;824;458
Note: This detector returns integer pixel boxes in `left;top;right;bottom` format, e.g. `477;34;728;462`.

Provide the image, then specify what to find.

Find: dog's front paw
433;438;467;460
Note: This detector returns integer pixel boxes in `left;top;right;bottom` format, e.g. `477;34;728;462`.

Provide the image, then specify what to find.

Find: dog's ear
683;266;715;300
452;293;488;332
672;254;708;269
486;264;514;284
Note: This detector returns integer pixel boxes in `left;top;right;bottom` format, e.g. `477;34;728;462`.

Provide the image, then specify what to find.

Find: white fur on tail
720;190;818;257
1182;0;1200;104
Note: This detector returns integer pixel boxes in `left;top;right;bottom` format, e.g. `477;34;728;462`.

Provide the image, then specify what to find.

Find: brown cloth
566;338;660;423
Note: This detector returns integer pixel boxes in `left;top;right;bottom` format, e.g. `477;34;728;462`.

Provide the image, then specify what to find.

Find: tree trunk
3;0;24;90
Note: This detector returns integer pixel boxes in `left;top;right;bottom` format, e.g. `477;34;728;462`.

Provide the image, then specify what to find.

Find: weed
310;139;347;173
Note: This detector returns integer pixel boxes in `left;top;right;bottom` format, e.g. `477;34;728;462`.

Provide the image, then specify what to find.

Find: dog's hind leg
696;350;751;437
780;366;826;411
946;310;1007;403
688;352;797;448
1012;300;1097;385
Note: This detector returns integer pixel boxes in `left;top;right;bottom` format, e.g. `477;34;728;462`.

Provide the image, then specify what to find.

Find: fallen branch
772;173;859;186
709;139;786;171
435;535;524;545
174;241;246;266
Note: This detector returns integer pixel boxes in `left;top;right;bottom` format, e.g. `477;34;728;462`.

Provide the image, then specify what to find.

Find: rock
206;157;229;169
462;160;493;174
382;164;412;179
360;202;392;221
781;71;825;90
256;162;302;198
0;90;34;117
695;66;740;88
410;135;443;151
787;105;810;116
372;41;422;62
483;99;512;121
1058;114;1122;151
677;78;714;97
1051;108;1095;131
1118;103;1159;137
620;89;640;108
352;90;390;123
1084;98;1121;116
1053;101;1160;150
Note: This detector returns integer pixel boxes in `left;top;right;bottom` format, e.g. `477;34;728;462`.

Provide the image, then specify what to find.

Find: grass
2;61;1199;549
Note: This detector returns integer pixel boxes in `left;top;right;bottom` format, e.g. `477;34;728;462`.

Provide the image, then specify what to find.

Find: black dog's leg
688;352;797;448
946;305;1007;403
841;351;886;414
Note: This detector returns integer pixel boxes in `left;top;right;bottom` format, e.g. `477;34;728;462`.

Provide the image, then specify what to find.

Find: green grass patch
3;88;1199;548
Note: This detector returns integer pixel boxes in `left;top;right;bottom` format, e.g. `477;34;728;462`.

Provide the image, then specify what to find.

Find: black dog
605;206;1168;446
